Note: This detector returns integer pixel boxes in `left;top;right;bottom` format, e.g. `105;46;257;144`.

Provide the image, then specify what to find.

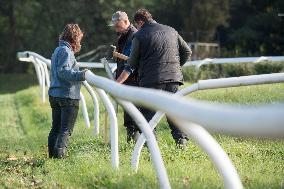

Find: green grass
0;74;284;188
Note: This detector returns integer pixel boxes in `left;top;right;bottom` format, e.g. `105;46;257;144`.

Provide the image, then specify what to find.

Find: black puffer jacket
134;21;184;86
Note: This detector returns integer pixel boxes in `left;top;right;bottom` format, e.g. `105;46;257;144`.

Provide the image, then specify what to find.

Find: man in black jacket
109;11;140;142
116;9;192;147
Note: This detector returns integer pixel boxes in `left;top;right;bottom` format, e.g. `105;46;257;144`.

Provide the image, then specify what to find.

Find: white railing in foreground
100;59;243;188
99;58;284;174
87;72;284;136
100;59;171;187
82;81;100;135
17;51;170;188
85;70;284;189
101;59;284;188
17;51;284;189
131;72;284;171
85;70;240;189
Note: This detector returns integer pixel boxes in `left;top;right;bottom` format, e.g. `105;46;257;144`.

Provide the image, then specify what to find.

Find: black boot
175;138;188;149
132;131;140;143
126;130;140;143
53;133;69;159
53;147;67;159
48;146;55;158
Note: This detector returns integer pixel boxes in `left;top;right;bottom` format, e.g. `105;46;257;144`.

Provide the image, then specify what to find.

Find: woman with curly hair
48;24;88;158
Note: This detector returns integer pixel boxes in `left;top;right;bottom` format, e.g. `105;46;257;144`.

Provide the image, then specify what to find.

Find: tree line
0;0;283;73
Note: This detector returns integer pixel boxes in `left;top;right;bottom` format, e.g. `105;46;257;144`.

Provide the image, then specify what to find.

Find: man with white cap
109;11;140;143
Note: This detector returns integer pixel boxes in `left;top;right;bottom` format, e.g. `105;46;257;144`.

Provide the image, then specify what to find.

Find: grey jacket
48;40;85;100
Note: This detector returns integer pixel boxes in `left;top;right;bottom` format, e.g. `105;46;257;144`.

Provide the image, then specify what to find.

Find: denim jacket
48;40;85;100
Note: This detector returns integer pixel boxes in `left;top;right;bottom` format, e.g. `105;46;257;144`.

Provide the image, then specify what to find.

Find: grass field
0;73;284;189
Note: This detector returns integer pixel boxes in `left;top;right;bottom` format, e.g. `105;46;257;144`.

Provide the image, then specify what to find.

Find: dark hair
59;24;83;53
134;8;153;23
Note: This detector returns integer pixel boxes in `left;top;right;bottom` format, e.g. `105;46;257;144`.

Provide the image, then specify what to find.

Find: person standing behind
48;24;88;158
116;9;192;147
109;11;140;142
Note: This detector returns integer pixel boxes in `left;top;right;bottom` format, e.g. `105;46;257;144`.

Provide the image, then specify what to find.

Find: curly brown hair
59;24;83;53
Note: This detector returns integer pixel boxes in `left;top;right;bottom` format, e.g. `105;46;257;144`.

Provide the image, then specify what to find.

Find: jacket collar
118;24;135;40
119;24;133;36
59;40;72;50
142;19;157;28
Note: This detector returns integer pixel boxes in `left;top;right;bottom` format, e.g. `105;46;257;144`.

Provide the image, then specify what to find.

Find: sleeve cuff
79;71;85;81
124;67;133;75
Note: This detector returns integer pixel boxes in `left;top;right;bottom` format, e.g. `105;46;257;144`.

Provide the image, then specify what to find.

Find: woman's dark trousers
48;96;79;158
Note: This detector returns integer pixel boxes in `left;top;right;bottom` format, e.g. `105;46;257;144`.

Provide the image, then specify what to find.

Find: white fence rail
17;51;284;189
81;56;284;69
131;72;284;171
184;56;284;69
18;51;284;70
